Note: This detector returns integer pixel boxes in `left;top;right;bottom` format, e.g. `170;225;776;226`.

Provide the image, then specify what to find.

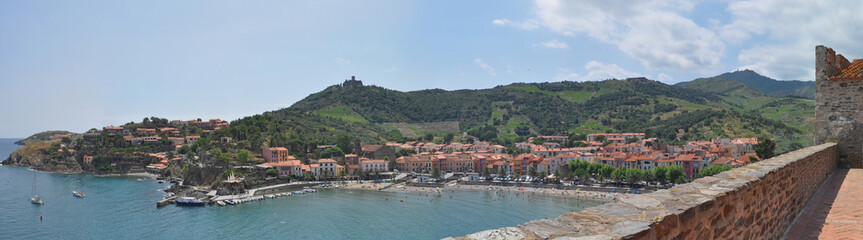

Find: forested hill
223;77;812;155
678;69;816;99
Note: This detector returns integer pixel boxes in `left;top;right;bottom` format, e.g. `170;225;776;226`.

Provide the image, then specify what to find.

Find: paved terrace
787;168;863;239
451;143;845;239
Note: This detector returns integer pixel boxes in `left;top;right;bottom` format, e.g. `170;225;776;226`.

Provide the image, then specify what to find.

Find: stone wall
452;143;837;240
815;45;863;168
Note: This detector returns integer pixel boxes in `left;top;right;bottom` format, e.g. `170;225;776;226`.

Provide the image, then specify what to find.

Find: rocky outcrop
2;142;83;173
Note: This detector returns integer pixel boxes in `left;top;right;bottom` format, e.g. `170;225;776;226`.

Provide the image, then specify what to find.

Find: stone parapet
451;143;837;240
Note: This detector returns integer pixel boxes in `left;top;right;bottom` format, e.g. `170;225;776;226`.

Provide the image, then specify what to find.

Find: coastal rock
464;227;532;240
3;141;82;173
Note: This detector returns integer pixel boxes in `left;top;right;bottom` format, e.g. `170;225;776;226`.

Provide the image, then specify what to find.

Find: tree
667;166;687;184
499;166;506;176
431;167;441;179
625;168;642;184
611;167;626;182
373;170;380;179
320;146;345;158
185;151;196;162
754;138;776;160
335;134;354;154
697;165;733;178
653;166;668;184
424;133;434;142
237;150;251;165
528;166;538;178
443;133;455;143
266;168;279;177
626;137;640;144
599;165;614;182
539;171;548;179
386;156;395;171
572;168;588;182
482;167;491;177
304;173;314;181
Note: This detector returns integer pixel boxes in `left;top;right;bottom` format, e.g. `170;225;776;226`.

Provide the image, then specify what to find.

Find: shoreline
1;164;162;179
331;181;628;202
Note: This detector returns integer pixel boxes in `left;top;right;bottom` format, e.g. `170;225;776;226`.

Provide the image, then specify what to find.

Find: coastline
332;181;626;202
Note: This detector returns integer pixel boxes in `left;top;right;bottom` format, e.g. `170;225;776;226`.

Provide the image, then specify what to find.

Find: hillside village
261;133;763;182
4;108;771;190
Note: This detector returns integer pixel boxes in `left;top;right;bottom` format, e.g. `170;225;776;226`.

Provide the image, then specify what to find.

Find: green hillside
220;77;812;155
678;77;765;99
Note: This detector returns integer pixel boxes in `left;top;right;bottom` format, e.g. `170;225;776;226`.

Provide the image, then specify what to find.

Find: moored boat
175;197;206;206
72;191;85;198
31;172;44;205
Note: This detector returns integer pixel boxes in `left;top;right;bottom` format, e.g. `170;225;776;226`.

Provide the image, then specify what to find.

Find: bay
0;138;602;239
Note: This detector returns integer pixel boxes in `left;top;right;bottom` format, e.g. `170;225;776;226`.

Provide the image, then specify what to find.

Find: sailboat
30;172;44;205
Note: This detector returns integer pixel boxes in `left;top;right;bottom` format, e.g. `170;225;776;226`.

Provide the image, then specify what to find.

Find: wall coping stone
452;143;838;240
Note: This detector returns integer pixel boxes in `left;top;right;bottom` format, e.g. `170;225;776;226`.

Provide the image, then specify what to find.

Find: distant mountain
677;77;765;99
715;70;814;99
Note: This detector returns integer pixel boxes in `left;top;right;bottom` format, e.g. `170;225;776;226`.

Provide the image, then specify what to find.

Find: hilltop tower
815;45;863;168
343;76;363;87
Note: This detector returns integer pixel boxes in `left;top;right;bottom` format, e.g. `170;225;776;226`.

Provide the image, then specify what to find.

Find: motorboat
175;197;206;206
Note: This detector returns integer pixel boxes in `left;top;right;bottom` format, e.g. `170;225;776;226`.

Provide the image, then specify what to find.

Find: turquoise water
0;138;602;239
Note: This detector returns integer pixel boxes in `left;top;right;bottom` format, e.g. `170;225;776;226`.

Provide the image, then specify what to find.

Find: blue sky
1;0;862;137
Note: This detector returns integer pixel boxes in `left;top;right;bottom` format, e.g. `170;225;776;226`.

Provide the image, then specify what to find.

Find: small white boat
72;191;85;198
31;173;44;205
216;200;226;206
30;196;44;205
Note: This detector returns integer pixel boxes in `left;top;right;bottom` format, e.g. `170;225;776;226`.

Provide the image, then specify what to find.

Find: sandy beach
331;181;630;202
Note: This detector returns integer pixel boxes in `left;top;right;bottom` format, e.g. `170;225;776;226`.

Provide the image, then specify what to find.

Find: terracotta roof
832;59;863;80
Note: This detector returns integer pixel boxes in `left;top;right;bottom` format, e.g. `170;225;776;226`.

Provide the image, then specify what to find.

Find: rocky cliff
2;142;83;173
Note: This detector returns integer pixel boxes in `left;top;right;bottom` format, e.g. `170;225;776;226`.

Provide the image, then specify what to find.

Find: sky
1;0;862;138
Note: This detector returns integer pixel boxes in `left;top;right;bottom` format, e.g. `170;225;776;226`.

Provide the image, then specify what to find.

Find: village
259;133;762;184
35;116;767;207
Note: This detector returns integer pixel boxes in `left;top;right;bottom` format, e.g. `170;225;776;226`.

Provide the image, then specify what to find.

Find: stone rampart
453;143;837;240
815;45;863;168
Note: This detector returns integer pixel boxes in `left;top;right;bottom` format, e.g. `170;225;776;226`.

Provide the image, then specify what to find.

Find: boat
72;190;85;198
175;197;206;206
30;172;44;205
216;201;226;206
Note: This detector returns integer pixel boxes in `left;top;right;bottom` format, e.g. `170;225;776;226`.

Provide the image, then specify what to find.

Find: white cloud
382;66;399;72
474;58;496;76
540;39;570;49
491;18;539;30
334;57;351;65
500;0;722;73
554;61;642;81
657;73;674;83
720;0;863;80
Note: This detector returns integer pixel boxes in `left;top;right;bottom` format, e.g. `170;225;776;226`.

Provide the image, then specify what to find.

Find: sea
0;138;603;239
